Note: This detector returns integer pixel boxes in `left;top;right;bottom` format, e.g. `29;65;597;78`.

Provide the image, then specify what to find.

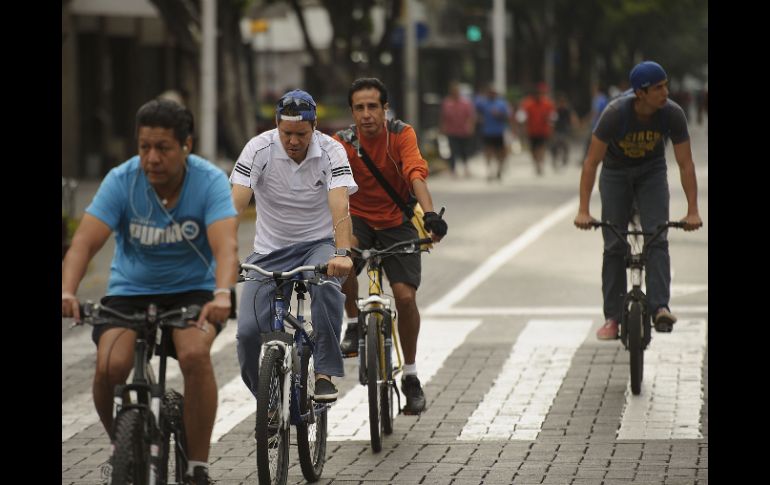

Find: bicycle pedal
654;322;673;333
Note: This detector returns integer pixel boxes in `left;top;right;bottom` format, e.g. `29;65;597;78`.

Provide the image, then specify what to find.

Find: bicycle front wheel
111;408;150;485
256;346;290;485
627;302;644;395
296;341;327;482
381;313;395;435
160;390;188;484
366;313;383;452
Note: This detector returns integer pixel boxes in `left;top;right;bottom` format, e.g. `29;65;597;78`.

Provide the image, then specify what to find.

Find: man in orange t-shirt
518;82;556;175
333;77;447;415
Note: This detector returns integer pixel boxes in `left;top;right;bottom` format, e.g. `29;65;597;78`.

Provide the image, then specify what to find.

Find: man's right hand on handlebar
574;211;598;230
62;291;80;321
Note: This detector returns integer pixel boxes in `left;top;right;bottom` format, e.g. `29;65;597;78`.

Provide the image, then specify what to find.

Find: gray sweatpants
236;238;345;398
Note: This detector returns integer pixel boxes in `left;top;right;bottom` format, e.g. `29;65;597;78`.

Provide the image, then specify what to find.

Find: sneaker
99;458;112;485
339;323;359;358
185;466;215;485
313;377;338;403
401;375;426;415
654;307;677;332
596;319;619;340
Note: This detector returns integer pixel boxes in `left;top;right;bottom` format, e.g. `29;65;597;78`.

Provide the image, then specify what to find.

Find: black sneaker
99;458;112;485
340;323;359;357
313;377;338;403
401;375;426;415
654;307;677;333
184;465;215;485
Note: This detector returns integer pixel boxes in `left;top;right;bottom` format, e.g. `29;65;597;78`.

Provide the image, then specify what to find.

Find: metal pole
200;0;217;162
544;0;555;90
404;0;418;132
493;0;506;95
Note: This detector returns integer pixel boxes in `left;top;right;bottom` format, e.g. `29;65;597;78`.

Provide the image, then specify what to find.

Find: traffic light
466;25;482;42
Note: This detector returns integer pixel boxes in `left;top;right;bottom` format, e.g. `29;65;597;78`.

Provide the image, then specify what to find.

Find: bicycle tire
381;313;394;435
366;313;383;452
296;341;327;482
160;390;187;484
111;408;149;485
256;346;290;485
628;301;644;395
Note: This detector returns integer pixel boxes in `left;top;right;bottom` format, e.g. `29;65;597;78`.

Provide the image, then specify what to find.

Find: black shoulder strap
357;144;415;219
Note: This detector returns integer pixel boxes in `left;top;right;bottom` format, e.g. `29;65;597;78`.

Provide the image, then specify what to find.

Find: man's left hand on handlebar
423;211;448;242
197;293;231;330
680;213;703;232
326;254;354;278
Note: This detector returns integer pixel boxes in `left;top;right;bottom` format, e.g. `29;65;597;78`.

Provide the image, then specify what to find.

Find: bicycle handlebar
352;237;434;261
76;302;202;329
237;263;328;283
590;220;685;248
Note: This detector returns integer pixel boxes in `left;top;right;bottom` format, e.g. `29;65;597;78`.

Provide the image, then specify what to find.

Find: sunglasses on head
277;96;316;111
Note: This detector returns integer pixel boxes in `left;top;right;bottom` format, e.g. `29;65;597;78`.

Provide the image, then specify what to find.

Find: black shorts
92;290;220;360
482;135;505;150
352;217;421;289
529;136;548;150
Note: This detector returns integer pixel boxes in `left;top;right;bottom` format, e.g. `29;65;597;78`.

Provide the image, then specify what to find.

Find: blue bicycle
238;262;331;485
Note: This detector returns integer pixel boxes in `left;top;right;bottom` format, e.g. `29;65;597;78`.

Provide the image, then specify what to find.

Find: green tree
149;0;257;159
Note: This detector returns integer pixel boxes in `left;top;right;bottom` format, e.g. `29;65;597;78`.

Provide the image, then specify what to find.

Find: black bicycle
591;220;685;395
76;301;200;485
351;237;434;452
238;262;332;484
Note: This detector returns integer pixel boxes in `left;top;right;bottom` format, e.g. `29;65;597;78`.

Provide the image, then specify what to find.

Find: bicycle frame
78;302;199;485
596;221;685;348
240;265;324;430
356;255;400;386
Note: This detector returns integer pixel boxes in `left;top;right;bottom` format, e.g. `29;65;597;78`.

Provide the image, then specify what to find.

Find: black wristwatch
333;248;351;258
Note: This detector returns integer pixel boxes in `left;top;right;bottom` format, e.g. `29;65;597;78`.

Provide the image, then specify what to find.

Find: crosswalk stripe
617;318;707;440
458;319;592;441
328;317;481;441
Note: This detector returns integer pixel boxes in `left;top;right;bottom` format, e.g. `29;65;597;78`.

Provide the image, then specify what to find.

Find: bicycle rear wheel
111;408;149;485
160;390;187;484
627;301;644;395
366;313;383;452
256;346;289;485
296;341;327;482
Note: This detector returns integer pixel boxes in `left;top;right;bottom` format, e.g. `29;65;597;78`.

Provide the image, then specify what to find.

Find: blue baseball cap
276;89;317;122
629;61;667;91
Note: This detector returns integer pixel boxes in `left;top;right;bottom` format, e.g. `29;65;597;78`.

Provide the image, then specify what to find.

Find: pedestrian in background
549;92;579;170
440;81;476;178
475;83;511;181
518;82;555;176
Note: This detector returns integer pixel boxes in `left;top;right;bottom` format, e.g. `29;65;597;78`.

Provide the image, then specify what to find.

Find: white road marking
617;318;707;440
327;318;481;441
426;305;708;317
424;197;579;314
458;320;592;441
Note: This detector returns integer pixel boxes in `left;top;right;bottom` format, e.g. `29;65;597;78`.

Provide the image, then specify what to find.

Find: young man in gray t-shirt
574;61;703;340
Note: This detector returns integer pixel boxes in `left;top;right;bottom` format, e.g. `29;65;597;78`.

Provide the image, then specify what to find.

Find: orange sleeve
395;125;429;183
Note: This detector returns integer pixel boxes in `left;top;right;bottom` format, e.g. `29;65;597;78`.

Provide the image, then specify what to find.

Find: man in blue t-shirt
62;99;238;485
574;61;703;341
